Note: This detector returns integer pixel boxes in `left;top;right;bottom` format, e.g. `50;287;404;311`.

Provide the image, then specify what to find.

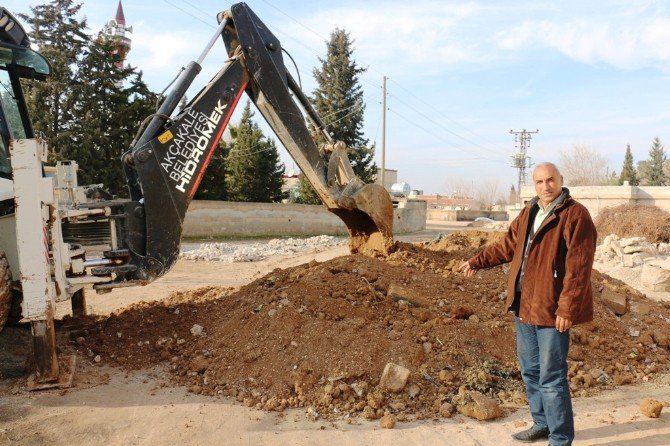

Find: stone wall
426;209;508;222
182;199;426;238
516;185;670;220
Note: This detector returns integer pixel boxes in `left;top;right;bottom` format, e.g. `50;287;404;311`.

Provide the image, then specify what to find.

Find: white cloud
127;23;197;72
497;16;670;69
263;1;491;77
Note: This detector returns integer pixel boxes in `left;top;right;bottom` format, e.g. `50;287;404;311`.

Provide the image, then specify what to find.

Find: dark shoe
511;425;550;443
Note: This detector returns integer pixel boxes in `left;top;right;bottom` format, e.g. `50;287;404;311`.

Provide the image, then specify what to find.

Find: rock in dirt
379;413;397;429
599;288;627;315
439;402;455;418
454;390;504;421
379;363;410;393
641;260;670;292
640;398;664;418
387;283;430;307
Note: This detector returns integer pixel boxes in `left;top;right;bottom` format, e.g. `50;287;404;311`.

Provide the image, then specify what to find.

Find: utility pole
509;129;539;205
380;76;387;190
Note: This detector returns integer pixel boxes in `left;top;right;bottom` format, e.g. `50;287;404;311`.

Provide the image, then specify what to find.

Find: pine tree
644;137;667;186
295;174;321;204
193;139;229;201
19;0;89;159
225;102;286;202
303;28;375;201
66;35;157;197
619;144;638;186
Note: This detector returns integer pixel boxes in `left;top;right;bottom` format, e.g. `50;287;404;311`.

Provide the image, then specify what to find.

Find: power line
387;77;505;153
388;92;508;158
387;108;506;162
245;0;506;158
163;0;214;28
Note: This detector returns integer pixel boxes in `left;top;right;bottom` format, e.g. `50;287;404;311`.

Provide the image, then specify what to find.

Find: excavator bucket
332;183;395;256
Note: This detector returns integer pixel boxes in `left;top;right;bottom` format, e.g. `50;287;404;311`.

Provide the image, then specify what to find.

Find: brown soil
62;230;670;422
594;204;670;243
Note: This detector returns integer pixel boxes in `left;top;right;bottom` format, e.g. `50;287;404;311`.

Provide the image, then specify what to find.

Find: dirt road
1;223;669;445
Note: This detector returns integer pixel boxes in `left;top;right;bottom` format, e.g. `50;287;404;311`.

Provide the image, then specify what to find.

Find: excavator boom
117;2;394;287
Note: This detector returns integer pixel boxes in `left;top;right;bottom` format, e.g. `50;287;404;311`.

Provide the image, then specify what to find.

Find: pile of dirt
422;230;506;252
594;204;670;243
65;232;670;422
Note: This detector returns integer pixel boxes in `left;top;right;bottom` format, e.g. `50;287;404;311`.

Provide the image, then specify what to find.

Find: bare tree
558;145;610;186
443;178;474;198
474;179;505;210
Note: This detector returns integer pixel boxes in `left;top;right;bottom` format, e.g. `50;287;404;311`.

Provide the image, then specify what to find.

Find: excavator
0;3;394;388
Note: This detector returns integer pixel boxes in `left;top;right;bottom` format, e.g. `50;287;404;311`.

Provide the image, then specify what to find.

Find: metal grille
61;220;112;246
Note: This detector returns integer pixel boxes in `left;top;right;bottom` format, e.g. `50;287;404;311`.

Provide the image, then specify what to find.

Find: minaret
102;0;132;68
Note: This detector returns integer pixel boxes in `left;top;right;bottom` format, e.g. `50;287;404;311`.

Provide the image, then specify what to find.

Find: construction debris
64;231;670;423
180;235;345;262
594;234;670;296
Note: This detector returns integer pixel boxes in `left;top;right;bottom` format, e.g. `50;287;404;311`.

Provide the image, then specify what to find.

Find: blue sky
8;0;670;195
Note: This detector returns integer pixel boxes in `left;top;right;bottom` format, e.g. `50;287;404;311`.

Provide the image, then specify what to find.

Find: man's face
533;165;563;208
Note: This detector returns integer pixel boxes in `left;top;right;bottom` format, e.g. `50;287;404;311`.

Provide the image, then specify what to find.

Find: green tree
193;138;229;201
607;170;618;185
66;35;157;197
619;144;638;186
225;102;286;202
643;137;667;186
312;29;375;181
19;0;89;159
297;28;376;204
295;174;321;204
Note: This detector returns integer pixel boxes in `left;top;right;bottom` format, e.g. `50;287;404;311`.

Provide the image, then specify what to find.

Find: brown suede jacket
468;189;596;326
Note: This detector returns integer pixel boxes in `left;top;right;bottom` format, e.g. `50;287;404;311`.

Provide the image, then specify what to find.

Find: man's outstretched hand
459;261;476;278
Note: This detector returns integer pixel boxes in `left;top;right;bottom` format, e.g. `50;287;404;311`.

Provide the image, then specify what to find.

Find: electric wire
253;0;509;158
164;0;214;28
387;108;506;162
388;92;506;158
387;77;506;152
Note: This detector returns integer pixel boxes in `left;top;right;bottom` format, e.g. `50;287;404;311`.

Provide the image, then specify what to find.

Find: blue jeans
515;317;574;446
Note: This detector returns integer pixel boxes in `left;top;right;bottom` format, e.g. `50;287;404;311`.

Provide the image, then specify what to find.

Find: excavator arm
115;3;394;287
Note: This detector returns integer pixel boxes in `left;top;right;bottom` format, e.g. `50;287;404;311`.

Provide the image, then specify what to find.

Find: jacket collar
527;187;570;211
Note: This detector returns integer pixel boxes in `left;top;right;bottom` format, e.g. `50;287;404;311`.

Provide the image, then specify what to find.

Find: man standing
460;162;596;446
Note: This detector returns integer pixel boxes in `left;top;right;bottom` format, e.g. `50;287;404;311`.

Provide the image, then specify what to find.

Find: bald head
533;162;564;208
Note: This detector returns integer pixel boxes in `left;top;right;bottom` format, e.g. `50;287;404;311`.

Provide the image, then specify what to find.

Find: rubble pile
68;232;670;423
594;234;670;296
483;221;510;231
180;235;345;262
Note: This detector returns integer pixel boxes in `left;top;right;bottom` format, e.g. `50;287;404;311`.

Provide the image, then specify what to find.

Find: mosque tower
102;0;132;68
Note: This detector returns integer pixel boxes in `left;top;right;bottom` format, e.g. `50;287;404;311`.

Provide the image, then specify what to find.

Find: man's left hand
555;315;572;332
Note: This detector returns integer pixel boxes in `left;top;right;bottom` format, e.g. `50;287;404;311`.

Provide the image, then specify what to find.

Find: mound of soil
594;204;670;243
66;232;670;422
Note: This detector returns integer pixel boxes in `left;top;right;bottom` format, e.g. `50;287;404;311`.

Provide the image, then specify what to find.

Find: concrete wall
183;199;426;238
518;185;670;220
426;209;508;222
